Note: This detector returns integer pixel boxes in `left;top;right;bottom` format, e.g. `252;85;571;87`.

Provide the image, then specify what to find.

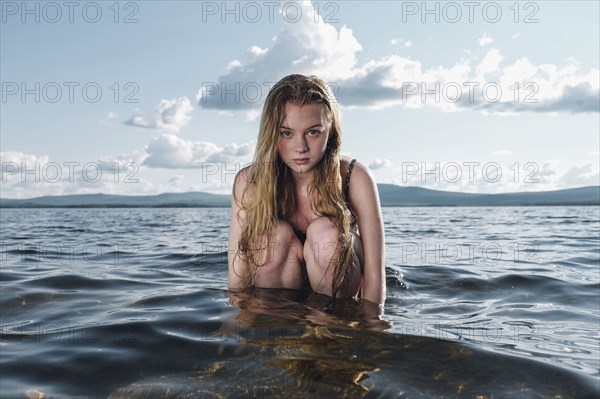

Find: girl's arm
228;167;252;290
347;161;386;304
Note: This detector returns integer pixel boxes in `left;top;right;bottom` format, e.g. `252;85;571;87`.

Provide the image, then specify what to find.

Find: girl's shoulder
339;156;369;177
338;156;376;188
232;165;258;203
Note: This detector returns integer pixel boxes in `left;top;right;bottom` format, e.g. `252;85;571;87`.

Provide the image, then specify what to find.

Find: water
1;207;598;398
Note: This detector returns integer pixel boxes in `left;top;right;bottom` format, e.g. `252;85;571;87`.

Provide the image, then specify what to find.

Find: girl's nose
295;135;308;152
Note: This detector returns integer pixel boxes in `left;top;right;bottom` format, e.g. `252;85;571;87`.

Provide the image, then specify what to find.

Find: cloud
475;48;503;80
197;0;361;111
478;34;493;46
125;97;194;134
369;158;392;170
197;0;598;115
0;140;256;198
142;134;254;169
559;163;599;187
0;151;160;198
1;152;52;198
96;150;148;177
1;151;50;170
248;45;268;58
390;38;413;48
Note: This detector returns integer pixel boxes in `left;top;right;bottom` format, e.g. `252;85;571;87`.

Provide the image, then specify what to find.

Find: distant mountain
1;185;598;208
0;192;231;208
377;185;600;206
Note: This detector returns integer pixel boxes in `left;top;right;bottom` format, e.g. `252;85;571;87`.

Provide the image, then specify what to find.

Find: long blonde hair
236;74;355;298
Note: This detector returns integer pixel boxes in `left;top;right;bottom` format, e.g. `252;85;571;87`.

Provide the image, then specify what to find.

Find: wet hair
235;74;355;299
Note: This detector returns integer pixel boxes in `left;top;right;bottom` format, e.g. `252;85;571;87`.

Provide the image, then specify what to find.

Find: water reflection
225;288;390;396
226;287;391;332
109;287;598;398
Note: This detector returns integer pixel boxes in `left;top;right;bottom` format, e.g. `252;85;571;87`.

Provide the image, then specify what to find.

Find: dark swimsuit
293;158;358;244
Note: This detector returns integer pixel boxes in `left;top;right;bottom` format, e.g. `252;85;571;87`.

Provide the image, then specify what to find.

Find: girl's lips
293;158;309;164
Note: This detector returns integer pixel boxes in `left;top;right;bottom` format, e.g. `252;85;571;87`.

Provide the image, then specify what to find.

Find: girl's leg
252;220;305;290
303;216;362;297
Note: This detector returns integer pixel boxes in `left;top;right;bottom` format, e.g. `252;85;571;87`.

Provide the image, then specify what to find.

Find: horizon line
1;184;599;201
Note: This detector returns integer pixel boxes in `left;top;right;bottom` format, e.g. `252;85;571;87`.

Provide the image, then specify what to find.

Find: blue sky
1;0;598;198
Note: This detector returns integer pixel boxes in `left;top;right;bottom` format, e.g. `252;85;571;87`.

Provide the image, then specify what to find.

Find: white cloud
244;109;261;122
1;151;50;168
478;34;493;46
198;0;362;110
369;158;392;170
559;163;599;187
1;152;52;198
390;38;412;48
0;151;159;198
247;45;268;58
0;141;255;198
143;134;254;169
475;48;504;80
125;97;194;134
198;1;598;115
227;59;242;70
96;150;148;175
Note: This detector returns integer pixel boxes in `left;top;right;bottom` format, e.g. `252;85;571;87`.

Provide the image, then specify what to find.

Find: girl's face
277;102;331;177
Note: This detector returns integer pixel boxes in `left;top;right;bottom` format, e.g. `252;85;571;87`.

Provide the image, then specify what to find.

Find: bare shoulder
234;165;254;186
345;159;377;190
232;165;255;200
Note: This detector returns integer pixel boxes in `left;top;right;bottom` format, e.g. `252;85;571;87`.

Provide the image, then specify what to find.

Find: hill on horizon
1;185;598;208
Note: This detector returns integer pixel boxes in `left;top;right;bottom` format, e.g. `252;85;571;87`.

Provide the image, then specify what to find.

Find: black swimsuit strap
344;159;357;204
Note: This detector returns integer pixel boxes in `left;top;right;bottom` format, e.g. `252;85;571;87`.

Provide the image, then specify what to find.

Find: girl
228;74;385;306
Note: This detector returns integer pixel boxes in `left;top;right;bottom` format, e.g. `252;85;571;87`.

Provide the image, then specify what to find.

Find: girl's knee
305;216;338;244
304;217;339;269
253;220;305;289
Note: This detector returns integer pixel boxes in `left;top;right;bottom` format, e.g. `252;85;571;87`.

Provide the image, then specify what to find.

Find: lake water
1;207;598;398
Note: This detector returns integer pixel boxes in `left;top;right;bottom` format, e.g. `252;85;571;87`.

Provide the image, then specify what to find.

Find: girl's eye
280;131;292;137
307;130;320;136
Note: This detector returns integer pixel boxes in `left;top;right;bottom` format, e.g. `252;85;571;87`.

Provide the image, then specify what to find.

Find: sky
1;0;599;198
